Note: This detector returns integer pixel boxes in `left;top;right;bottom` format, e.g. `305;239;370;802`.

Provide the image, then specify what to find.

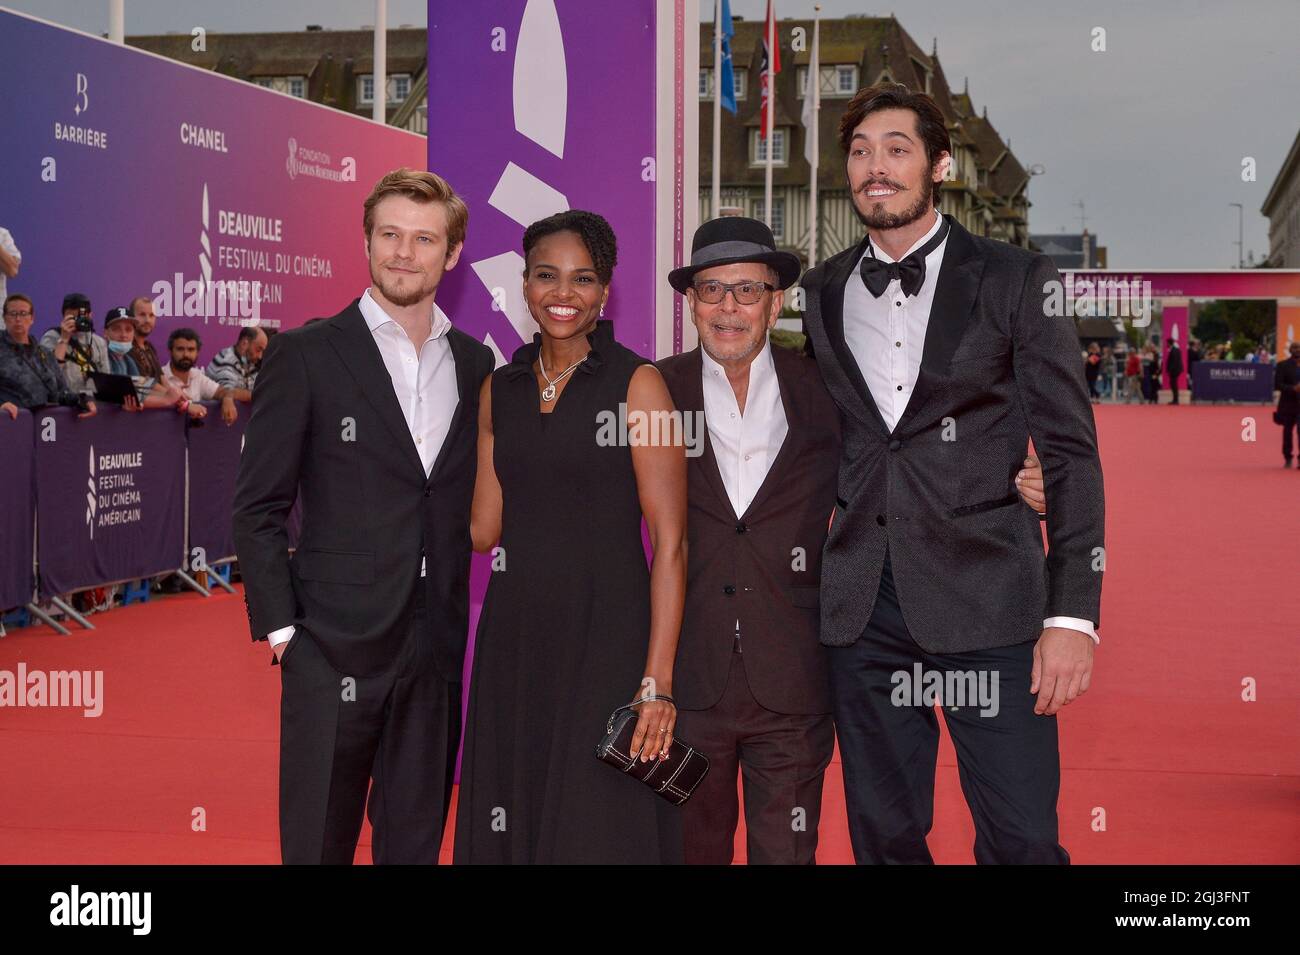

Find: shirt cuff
1043;616;1099;645
266;625;295;648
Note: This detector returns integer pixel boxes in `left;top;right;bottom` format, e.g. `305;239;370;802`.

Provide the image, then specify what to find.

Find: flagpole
764;0;775;230
108;0;124;43
807;5;820;267
713;0;722;218
373;0;387;124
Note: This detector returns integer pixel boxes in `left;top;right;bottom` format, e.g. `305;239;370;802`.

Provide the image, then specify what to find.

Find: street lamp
1229;202;1243;268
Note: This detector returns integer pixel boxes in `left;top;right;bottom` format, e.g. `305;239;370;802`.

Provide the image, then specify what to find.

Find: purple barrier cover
185;405;248;567
1192;362;1275;402
34;406;186;596
0;409;36;609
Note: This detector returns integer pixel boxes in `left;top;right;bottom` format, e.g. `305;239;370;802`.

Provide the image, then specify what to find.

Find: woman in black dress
453;211;687;863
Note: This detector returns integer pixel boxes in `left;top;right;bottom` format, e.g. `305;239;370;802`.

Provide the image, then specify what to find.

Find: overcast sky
8;0;1297;268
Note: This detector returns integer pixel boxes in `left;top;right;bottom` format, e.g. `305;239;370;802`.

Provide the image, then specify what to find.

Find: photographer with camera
1;293;96;420
40;292;109;394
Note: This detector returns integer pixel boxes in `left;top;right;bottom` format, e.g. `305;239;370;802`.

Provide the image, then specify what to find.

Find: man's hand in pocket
270;628;295;663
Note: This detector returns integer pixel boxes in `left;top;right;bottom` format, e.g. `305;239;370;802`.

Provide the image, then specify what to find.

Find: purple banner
34;406;186;596
427;0;659;361
185;405;248;567
1192;362;1276;402
0;9;425;339
0;410;36;609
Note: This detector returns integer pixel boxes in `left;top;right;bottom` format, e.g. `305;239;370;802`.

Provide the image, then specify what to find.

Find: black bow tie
859;217;950;298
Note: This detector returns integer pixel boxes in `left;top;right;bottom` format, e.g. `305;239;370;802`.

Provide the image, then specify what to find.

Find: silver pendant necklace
538;351;588;401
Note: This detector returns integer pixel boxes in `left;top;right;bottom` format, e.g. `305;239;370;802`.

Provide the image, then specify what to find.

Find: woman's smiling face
523;230;607;343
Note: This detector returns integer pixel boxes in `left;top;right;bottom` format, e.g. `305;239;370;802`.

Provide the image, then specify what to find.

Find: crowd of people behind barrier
1;288;268;423
0;278;270;620
1082;336;1281;405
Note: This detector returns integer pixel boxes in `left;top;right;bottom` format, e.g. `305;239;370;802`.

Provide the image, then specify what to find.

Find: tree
1224;300;1276;350
1192;300;1229;345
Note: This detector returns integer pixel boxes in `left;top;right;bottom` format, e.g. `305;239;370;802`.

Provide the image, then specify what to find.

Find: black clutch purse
595;695;709;806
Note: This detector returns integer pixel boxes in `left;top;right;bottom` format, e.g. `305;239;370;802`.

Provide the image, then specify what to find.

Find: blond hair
362;167;468;251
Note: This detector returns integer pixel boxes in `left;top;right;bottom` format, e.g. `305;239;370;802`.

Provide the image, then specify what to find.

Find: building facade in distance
701;14;1034;263
128;25;429;134
131;16;1034;266
1262;129;1299;268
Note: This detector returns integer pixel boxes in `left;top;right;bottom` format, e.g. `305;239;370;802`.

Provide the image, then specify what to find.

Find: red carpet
1;404;1296;864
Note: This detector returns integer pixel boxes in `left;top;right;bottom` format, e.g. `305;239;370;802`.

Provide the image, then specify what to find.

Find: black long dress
453;320;682;864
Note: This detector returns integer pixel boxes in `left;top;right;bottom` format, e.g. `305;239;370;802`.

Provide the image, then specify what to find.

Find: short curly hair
521;210;618;285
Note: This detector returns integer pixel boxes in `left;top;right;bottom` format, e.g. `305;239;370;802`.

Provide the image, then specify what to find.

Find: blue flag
718;0;736;114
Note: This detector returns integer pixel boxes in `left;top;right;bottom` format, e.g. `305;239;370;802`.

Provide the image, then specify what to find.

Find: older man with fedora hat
657;216;1048;864
656;215;839;864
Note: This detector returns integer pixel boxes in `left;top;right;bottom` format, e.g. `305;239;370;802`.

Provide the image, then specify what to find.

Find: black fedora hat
668;216;802;294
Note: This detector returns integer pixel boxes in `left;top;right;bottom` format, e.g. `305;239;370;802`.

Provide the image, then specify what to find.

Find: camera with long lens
73;308;94;333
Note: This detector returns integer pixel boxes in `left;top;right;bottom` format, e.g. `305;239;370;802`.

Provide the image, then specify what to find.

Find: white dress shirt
358;287;459;486
701;339;788;519
841;210;1098;643
843;208;947;433
161;362;222;401
267;288;459;648
0;227;21;304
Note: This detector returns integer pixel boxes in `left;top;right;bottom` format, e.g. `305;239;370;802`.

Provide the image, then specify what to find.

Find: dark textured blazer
233;300;495;679
801;214;1105;653
657;343;838;714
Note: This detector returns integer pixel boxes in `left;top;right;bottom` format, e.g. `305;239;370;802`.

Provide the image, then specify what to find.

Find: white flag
802;15;819;167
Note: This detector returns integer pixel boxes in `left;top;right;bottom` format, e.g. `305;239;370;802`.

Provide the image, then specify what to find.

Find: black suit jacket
801;214;1105;653
1275;357;1299;415
657;344;837;714
233;300;495;679
1165;345;1184;379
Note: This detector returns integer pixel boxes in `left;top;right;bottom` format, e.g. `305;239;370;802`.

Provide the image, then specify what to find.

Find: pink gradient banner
0;9;426;342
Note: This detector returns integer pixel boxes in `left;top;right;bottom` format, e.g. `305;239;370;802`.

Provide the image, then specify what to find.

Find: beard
370;260;437;308
852;172;935;230
698;319;765;364
172;357;195;372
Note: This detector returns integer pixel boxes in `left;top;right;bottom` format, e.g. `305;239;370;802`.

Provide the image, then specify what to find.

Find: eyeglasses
4;310;32;318
691;280;773;305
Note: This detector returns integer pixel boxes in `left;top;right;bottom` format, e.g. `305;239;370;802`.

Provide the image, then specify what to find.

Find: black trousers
277;588;461;864
828;555;1069;865
677;649;835;865
1280;412;1298;461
